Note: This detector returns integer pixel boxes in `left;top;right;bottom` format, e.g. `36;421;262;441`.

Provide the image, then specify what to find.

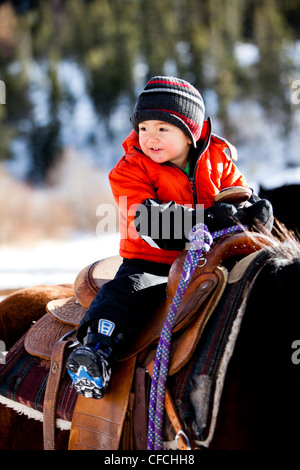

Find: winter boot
67;319;122;399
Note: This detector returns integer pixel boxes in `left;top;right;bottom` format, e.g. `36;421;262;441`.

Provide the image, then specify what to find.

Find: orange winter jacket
109;118;247;265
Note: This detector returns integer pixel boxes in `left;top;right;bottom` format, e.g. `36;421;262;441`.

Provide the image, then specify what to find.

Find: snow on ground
0;232;120;292
2;165;300;294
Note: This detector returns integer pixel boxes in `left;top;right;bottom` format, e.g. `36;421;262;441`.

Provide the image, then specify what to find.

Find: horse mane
256;220;300;267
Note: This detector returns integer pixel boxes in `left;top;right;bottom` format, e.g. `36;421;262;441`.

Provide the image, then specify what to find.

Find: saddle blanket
0;334;76;430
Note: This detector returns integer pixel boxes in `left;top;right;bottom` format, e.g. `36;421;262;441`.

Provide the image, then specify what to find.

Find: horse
1;224;300;450
259;184;300;234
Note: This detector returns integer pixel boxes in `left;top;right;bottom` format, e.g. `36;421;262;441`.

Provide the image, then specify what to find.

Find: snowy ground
2;166;300;294
0;232;120;292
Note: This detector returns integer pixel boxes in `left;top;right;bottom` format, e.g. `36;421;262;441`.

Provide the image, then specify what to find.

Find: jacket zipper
190;177;198;208
165;117;212;208
189;117;212;207
165;164;197;207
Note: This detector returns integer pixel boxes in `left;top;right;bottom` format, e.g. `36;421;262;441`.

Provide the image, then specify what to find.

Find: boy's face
138;120;192;169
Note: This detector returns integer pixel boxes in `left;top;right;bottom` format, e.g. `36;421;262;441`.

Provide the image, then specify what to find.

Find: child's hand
237;199;273;231
204;203;239;232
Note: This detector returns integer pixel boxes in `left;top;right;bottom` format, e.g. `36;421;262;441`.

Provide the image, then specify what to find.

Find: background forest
0;0;300;246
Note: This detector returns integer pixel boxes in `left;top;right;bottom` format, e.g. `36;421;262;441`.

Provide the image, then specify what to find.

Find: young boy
67;76;273;398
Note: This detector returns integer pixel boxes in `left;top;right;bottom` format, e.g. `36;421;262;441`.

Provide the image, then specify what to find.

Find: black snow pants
76;258;170;348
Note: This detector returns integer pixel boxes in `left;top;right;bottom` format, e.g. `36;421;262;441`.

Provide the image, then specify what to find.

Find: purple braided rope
147;223;247;450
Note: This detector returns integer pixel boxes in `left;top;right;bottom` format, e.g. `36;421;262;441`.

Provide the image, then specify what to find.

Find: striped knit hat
130;76;205;147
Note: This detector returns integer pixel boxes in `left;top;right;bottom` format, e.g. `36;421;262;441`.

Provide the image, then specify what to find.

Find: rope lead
147;223;248;450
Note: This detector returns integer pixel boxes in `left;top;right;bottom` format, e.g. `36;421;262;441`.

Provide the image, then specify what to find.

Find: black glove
237;199;273;231
135;199;242;250
210;189;274;232
204;202;239;233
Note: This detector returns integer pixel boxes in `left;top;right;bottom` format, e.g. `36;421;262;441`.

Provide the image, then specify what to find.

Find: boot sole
66;347;104;399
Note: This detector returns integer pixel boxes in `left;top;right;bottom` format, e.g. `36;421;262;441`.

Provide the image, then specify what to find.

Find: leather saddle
23;229;269;450
24;231;268;367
